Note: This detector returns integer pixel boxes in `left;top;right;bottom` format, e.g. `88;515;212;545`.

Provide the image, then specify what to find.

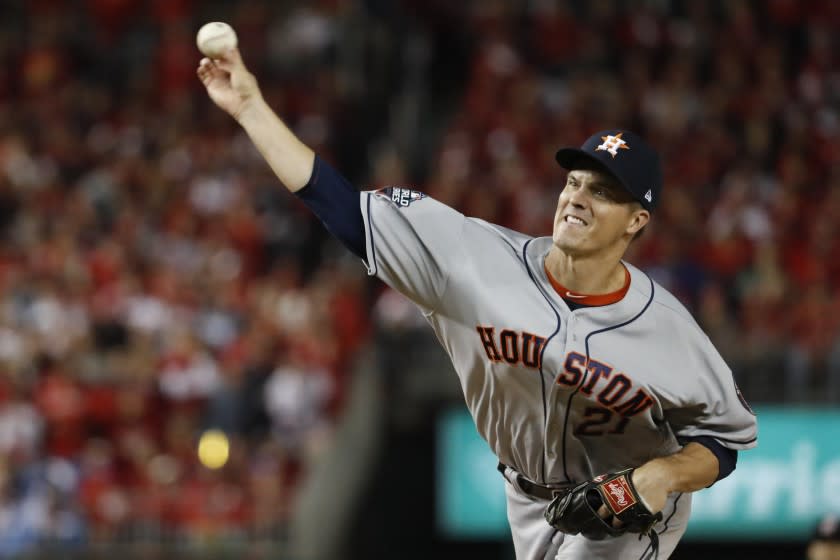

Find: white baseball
196;22;238;58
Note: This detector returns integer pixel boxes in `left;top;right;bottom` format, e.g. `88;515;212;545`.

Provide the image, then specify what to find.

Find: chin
552;234;586;255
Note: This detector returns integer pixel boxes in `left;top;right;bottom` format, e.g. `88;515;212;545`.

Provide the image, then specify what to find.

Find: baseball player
198;49;758;560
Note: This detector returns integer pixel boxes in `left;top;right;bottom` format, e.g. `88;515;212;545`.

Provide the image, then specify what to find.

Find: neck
545;246;627;294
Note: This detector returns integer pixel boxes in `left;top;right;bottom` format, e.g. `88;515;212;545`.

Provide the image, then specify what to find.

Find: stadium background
0;0;838;558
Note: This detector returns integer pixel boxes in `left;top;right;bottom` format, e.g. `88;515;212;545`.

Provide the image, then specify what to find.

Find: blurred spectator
0;0;376;551
263;352;335;463
809;515;840;560
0;457;85;559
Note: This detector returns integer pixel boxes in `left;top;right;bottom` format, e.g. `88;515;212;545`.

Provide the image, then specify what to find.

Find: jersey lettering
500;330;519;364
476;326;503;362
476;326;546;369
521;332;544;368
559;352;586;385
580;360;613;394
574;406;632;436
560;351;654;418
596;374;632;406
613;389;655;417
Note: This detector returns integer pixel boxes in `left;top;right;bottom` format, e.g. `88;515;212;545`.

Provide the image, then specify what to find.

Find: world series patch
375;186;426;207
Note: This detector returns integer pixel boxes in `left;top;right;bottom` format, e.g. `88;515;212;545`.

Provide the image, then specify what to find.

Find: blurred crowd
0;0;371;556
412;0;840;404
0;0;839;556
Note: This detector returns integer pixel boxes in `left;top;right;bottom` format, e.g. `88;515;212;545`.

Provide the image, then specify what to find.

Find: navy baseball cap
555;130;662;212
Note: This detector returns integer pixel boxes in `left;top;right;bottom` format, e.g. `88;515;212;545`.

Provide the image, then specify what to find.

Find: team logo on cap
596;133;630;158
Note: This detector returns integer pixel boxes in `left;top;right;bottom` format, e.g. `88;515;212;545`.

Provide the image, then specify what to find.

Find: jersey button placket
544;314;576;471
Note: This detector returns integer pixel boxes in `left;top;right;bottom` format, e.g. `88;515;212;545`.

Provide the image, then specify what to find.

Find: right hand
196;48;262;121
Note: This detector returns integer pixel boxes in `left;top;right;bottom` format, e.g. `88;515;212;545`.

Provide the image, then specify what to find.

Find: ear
626;208;650;236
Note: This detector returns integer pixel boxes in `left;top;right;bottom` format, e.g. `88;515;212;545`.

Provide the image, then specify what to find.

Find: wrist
630;461;671;514
234;95;269;126
634;458;675;493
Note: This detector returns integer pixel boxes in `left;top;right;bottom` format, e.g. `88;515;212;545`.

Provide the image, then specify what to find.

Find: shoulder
363;188;534;259
365;188;532;245
466;217;536;253
362;186;466;235
626;262;707;338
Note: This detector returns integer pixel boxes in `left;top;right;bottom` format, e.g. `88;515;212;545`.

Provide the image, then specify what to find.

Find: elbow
680;437;738;487
711;445;738;484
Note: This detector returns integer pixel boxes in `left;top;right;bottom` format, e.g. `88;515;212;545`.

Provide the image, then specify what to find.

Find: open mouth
563;215;588;226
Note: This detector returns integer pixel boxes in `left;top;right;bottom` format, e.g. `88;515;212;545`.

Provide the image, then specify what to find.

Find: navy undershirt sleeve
295;155;366;258
678;435;738;484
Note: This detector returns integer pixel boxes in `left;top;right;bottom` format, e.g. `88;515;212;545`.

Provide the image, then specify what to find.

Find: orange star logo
595;133;630;158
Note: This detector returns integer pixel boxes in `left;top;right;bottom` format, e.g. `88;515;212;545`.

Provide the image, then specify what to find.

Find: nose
564;186;588;208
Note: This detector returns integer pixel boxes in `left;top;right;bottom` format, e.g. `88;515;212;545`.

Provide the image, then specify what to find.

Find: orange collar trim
543;263;631;307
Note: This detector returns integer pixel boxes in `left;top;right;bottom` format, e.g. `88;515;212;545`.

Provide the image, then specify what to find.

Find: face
552;168;649;257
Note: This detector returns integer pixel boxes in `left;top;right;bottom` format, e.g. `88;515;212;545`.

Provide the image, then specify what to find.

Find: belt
497;462;575;501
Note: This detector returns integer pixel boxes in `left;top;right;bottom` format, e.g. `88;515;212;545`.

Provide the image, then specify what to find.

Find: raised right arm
196;49;365;257
196;47;469;308
196;49;314;192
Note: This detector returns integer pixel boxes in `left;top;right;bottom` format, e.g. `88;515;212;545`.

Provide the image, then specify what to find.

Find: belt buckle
550;483;574;500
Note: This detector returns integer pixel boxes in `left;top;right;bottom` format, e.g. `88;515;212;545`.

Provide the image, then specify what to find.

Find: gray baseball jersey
359;187;757;558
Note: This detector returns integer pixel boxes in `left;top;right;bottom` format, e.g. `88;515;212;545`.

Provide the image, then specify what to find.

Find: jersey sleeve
663;331;758;451
360;187;468;311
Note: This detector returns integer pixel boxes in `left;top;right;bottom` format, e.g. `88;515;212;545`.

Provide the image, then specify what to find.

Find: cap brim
555;148;629;193
555;148;595;170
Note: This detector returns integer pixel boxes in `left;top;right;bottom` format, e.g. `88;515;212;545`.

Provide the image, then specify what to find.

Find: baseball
196;22;238;58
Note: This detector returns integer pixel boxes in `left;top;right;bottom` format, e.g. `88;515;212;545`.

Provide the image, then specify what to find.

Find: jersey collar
543;262;631;306
525;237;654;324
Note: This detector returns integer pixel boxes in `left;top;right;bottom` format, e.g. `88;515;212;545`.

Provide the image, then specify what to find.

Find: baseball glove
544;468;663;541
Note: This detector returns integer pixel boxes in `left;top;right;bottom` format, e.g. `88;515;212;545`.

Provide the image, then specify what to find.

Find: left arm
631;442;718;513
581;441;723;533
631;319;757;514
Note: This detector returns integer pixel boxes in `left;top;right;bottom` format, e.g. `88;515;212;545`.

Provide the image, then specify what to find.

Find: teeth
565;216;585;225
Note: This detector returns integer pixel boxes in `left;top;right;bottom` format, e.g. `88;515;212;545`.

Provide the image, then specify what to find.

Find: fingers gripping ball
544;468;663;540
196;22;238;58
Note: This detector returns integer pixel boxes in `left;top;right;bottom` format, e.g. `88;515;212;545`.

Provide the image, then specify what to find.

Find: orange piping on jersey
543;263;631;306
